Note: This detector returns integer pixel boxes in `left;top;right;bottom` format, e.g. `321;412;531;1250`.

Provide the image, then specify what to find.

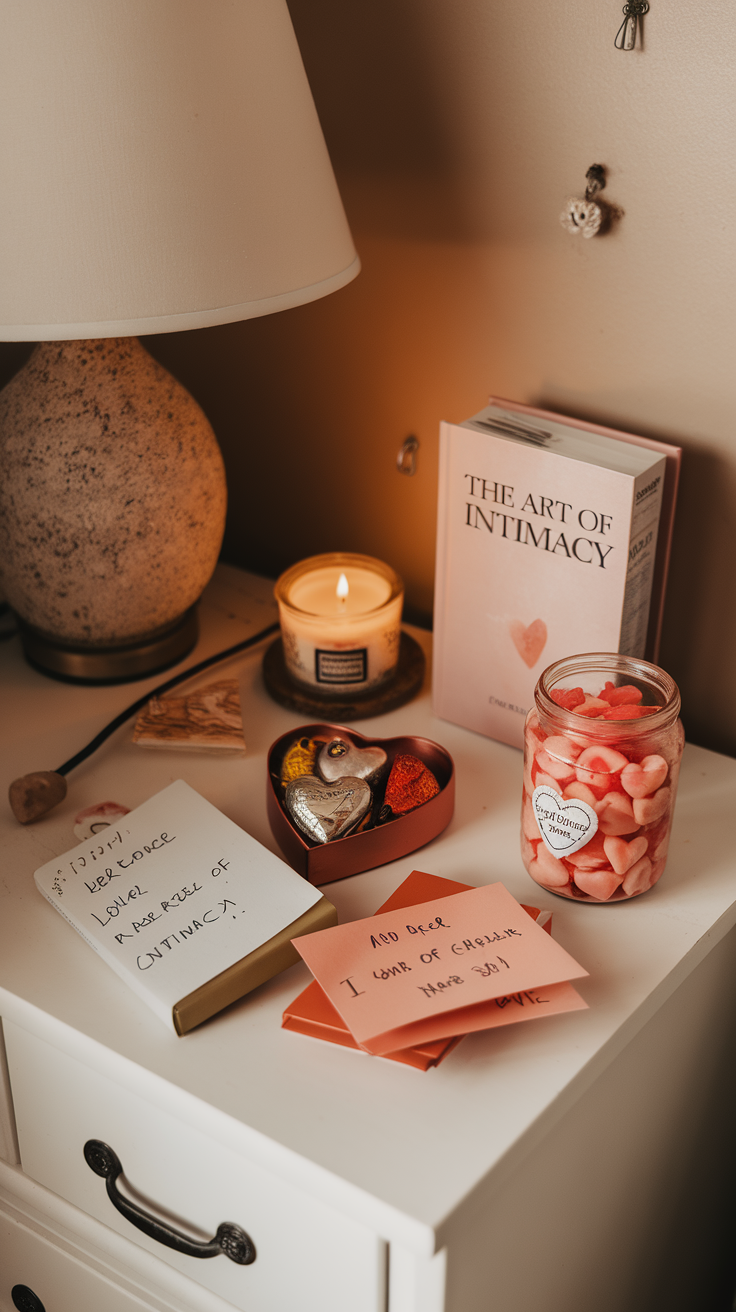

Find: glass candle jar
521;653;684;903
274;553;404;696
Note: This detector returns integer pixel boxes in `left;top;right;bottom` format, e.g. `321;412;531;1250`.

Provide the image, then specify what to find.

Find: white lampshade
0;0;359;339
0;0;360;689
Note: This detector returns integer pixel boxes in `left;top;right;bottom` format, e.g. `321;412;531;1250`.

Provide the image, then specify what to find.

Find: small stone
9;771;67;824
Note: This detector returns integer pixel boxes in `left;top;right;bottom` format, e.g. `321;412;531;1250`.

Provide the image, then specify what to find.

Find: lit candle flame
336;572;349;603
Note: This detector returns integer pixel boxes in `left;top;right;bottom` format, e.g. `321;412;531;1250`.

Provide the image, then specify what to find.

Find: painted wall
2;1;734;754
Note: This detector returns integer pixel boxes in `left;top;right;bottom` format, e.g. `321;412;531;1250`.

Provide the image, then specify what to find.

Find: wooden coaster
262;632;426;720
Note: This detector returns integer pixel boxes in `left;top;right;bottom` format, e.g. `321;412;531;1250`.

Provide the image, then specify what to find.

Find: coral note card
293;882;588;1055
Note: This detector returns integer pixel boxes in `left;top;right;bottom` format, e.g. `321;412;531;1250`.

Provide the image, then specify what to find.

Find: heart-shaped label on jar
285;775;372;845
532;785;598;857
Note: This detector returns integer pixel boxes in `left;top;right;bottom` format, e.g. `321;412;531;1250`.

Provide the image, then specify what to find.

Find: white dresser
1;565;735;1312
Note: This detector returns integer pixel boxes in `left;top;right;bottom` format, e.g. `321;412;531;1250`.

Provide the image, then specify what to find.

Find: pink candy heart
575;744;629;790
620;754;668;799
622;855;654;897
603;834;648;875
543;735;582;761
567;831;608;868
535;772;563;794
573;866;623;901
530;846;569;888
596;791;637;836
563;781;598;807
522;795;541;841
633;787;670;825
535;746;576;782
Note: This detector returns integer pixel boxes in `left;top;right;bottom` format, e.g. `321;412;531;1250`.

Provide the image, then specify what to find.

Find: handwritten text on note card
293;882;588;1054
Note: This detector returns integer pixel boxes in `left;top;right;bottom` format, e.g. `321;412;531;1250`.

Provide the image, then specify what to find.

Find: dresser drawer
4;1022;385;1312
0;1206;160;1312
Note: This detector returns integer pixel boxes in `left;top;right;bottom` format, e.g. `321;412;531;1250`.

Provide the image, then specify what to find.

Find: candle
274;553;404;695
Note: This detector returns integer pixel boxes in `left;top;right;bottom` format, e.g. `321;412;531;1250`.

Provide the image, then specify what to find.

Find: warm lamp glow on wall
0;0;359;682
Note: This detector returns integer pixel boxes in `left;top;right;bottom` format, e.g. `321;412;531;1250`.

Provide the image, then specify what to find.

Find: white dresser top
2;564;735;1255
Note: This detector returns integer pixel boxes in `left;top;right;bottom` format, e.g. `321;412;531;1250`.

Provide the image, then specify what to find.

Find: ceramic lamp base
18;608;198;685
0;339;226;684
263;632;426;720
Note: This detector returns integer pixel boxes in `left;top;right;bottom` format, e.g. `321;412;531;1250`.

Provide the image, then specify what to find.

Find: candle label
315;648;368;685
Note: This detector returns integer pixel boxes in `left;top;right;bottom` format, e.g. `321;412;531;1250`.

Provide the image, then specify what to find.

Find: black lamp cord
54;621;280;778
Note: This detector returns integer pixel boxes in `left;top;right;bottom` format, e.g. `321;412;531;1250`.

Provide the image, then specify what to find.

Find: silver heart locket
285;774;372;844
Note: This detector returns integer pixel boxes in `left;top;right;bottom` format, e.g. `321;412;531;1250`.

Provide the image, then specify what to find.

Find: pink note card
293;882;588;1055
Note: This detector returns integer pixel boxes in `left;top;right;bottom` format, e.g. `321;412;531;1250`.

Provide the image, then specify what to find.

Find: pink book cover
432;398;681;750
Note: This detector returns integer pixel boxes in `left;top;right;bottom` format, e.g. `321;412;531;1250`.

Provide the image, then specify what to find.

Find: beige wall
3;1;734;754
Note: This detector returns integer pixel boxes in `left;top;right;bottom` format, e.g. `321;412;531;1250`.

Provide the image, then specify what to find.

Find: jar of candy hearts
521;653;684;903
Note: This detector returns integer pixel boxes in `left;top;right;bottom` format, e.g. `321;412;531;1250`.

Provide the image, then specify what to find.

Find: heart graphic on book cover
508;618;547;668
532;785;598;857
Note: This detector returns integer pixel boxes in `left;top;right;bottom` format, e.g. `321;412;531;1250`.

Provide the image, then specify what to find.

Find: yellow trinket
280;736;322;786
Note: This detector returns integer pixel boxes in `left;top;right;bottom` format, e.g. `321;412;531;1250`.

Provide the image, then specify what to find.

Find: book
433;397;681;748
34;779;336;1035
283;869;553;1070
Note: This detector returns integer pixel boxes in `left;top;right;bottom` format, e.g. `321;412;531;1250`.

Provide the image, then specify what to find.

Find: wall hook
560;164;622;238
397;435;419;475
615;0;649;50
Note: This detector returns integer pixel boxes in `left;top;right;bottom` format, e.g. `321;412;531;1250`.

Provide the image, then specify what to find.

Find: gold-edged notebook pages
174;896;336;1035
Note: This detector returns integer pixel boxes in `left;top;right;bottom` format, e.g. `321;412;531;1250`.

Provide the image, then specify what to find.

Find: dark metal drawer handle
83;1139;256;1265
12;1287;45;1312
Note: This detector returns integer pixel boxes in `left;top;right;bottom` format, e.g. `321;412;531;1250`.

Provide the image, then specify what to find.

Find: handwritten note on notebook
293;882;588;1055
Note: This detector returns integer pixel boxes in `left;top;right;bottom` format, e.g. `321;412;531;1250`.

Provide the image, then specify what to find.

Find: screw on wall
397;435;419;475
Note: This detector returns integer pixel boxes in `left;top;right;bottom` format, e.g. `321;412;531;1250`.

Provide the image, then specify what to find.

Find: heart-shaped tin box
267;723;455;884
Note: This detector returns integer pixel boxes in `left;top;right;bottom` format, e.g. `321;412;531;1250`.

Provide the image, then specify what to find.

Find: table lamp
0;0;359;683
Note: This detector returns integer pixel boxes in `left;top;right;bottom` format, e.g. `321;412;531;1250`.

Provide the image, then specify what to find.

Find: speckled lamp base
0;339;227;682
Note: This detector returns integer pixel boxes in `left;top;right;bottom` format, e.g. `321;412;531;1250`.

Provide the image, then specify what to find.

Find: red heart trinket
383;754;440;817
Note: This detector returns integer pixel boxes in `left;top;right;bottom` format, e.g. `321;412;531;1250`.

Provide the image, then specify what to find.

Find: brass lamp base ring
18;609;199;685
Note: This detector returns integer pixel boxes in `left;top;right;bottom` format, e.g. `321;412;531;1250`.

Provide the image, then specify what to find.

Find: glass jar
521;653;684;903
